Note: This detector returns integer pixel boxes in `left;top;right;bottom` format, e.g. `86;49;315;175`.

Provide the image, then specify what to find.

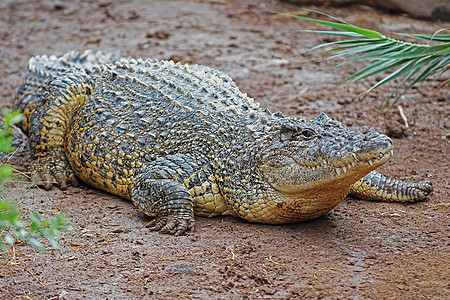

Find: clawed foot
30;155;79;190
410;180;433;202
144;216;195;235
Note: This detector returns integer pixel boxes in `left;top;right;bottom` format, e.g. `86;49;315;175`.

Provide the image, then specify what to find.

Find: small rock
53;2;66;11
146;30;171;40
164;263;196;274
384;115;408;138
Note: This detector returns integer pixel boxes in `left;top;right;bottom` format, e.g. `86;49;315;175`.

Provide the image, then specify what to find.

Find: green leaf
399;33;450;42
328;41;400;59
15;228;28;239
311;40;380;53
386;44;450;59
26;237;45;251
0;165;13;185
337;43;411;66
2;108;23;129
0;240;6;251
42;218;50;228
295;29;368;38
30;211;41;230
311;38;383;49
47;235;59;249
366;57;434;93
282;13;383;38
4;233;15;245
348;58;409;82
383;55;449;109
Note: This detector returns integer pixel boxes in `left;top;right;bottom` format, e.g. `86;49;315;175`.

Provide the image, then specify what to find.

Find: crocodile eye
299;129;315;139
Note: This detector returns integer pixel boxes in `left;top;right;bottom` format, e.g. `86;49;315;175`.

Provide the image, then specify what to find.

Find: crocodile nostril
382;138;393;149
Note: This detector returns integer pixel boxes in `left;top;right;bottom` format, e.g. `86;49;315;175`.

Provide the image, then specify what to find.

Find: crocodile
13;50;433;235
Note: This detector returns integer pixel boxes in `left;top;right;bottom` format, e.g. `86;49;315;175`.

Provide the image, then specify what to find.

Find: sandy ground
0;0;448;299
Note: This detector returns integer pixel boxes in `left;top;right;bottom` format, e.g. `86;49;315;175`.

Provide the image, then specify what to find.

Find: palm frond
399;33;450;42
283;12;450;111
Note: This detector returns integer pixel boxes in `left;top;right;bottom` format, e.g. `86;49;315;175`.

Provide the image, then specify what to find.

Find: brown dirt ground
0;0;449;299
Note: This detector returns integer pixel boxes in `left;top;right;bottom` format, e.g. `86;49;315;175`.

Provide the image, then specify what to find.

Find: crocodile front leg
349;170;433;203
131;154;206;235
132;177;194;235
26;72;93;190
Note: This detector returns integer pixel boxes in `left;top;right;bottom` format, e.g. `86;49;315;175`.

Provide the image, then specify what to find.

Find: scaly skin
350;170;433;202
13;50;433;234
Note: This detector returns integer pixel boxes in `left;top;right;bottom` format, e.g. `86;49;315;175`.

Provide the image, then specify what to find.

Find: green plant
0;108;71;251
0;108;22;186
0;200;70;251
285;11;450;111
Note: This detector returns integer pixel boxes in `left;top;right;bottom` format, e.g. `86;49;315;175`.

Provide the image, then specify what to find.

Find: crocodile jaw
250;149;393;224
260;147;393;194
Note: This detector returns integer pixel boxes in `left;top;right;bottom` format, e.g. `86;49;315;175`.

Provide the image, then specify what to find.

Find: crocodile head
249;113;393;223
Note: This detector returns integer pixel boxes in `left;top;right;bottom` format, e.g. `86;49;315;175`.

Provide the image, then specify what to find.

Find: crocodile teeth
368;159;373;166
342;166;347;174
336;168;341;176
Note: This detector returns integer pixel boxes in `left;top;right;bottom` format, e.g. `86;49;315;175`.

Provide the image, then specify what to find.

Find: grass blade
399;33;450;42
294;30;367;38
282;13;383;38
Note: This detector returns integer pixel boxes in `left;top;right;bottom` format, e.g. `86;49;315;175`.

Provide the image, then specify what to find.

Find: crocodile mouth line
333;149;393;176
294;149;394;176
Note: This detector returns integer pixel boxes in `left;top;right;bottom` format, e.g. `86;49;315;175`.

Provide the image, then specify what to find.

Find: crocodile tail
349;170;433;203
